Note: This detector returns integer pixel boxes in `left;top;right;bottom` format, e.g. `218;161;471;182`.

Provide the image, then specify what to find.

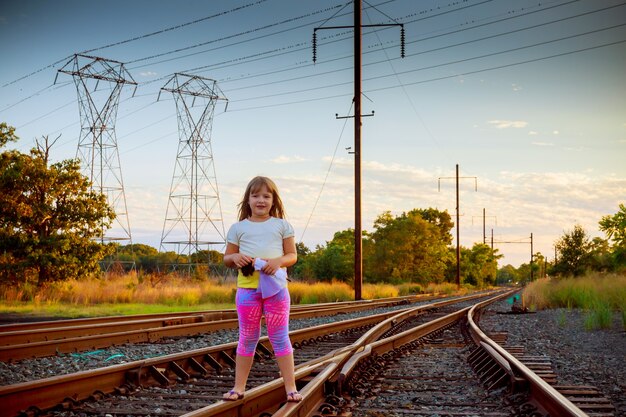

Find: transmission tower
158;74;227;271
57;54;136;245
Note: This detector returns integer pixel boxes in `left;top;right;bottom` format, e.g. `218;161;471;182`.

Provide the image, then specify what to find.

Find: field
0;272;466;319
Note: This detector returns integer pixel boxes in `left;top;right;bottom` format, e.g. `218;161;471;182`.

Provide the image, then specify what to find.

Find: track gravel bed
480;298;626;416
0;301;421;385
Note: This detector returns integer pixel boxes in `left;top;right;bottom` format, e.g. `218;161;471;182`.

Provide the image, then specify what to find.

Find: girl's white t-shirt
226;217;295;259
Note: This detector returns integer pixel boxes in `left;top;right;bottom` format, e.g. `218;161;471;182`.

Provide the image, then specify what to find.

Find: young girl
222;176;302;403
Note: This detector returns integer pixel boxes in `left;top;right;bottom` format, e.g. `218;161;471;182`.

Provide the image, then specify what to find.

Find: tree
496;264;520;285
460;243;500;287
367;209;452;284
291;241;311;279
309;229;356;282
0;127;115;286
599;204;626;247
412;208;454;245
599;204;626;270
553;224;593;276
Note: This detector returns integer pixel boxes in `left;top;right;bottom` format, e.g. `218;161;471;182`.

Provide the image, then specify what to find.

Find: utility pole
471;208;496;244
438;164;477;287
530;232;534;281
354;0;363;301
313;0;404;300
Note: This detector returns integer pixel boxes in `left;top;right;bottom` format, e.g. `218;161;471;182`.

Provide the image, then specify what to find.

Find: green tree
367;209;452;284
599;204;626;247
599;204;626;270
0;127;115;286
553;224;592;276
496;264;520;285
308;229;356;282
461;243;500;287
412;208;454;245
291;241;311;279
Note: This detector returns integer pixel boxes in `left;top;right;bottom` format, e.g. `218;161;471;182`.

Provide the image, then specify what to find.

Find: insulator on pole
312;31;317;63
400;26;405;58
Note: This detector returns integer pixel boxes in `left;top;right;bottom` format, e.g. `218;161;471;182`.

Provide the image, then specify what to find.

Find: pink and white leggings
235;287;293;357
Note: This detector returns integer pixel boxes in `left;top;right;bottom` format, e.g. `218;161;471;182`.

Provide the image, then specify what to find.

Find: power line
169;0;612;92
299;100;354;243
225;38;624;112
0;1;268;89
128;3;344;65
81;0;270;55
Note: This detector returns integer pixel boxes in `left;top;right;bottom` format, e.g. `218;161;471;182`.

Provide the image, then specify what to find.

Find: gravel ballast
1;295;624;416
480;298;626;416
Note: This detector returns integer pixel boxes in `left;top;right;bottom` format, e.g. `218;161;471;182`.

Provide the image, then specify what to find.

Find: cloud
528;131;539;136
531;141;554;147
511;83;522;91
270;155;306;164
488;120;528;129
552;130;560;135
139;71;157;77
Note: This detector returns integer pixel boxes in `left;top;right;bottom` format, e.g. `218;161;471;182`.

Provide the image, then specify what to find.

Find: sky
1;0;625;268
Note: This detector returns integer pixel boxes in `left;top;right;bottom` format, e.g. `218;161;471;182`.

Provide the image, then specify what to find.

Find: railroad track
0;294;441;362
0;292;495;416
4;289;614;417
288;292;616;417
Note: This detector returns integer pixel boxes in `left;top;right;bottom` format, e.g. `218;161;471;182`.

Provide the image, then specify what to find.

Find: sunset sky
1;0;625;267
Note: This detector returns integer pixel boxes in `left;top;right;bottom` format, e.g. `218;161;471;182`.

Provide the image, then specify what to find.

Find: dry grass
0;272;477;318
522;272;626;330
522;273;626;311
0;272;237;306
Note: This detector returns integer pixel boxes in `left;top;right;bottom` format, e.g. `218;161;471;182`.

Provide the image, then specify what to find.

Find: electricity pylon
159;74;227;273
57;54;136;245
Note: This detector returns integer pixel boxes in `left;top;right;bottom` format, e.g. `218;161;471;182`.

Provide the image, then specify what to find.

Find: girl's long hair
237;176;286;221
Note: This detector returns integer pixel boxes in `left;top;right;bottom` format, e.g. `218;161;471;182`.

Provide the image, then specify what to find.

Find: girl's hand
261;258;282;276
233;253;253;269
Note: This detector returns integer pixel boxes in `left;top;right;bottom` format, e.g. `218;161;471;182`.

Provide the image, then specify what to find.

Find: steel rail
174;290;506;417
0;294;434;333
0;296;435;361
0;292;493;416
467;298;589;417
0;295;438;348
272;289;516;417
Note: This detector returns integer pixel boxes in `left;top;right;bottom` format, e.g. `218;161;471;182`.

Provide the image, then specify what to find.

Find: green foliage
397;283;424;296
307;229;356;281
599;204;626;247
598;204;626;271
290;241;311;278
367;209;453;284
584;302;613;330
553;224;593;276
0;123;18;147
496;264;520;285
459;243;500;287
295;207;498;287
0;128;115;286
